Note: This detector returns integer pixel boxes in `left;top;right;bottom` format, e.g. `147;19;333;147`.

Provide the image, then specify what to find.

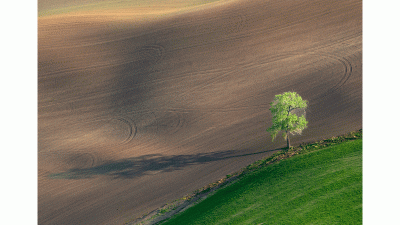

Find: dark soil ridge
129;129;362;225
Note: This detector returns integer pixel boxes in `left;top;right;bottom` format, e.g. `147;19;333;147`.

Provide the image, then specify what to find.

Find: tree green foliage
267;92;308;148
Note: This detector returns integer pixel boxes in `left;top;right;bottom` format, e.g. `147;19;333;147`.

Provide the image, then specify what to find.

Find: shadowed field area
48;148;279;179
38;0;362;224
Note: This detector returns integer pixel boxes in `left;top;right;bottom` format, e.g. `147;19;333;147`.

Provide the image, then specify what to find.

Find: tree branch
288;106;300;113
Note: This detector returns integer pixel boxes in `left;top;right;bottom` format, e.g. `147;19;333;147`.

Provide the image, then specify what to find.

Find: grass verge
156;130;362;225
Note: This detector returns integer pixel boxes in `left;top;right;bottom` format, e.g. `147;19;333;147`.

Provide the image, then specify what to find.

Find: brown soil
38;0;362;224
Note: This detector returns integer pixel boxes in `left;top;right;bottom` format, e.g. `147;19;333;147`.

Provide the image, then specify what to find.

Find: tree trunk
286;106;291;149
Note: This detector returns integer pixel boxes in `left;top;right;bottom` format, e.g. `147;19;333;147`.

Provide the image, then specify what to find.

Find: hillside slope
38;0;362;224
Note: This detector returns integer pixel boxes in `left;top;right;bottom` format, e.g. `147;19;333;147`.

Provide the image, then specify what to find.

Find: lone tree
266;92;308;149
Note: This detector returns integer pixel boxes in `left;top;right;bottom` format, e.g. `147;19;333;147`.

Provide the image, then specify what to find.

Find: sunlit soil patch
39;0;226;18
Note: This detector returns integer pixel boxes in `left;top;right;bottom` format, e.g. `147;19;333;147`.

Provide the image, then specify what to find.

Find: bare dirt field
38;0;362;224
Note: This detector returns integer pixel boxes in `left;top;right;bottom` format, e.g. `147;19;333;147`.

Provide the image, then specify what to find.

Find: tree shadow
48;148;282;179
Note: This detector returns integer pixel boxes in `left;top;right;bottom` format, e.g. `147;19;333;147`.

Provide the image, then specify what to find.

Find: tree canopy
266;92;308;149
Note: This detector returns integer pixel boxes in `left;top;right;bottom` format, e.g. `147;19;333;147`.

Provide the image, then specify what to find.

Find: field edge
129;129;362;225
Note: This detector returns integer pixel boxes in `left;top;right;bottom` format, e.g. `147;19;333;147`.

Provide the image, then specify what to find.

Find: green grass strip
160;139;362;225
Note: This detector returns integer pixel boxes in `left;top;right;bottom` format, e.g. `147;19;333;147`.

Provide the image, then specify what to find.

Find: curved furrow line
39;44;166;78
312;32;362;53
152;111;187;135
126;52;351;114
314;53;353;98
39;2;245;51
172;116;184;135
166;2;358;55
51;116;138;148
38;24;145;51
43;151;104;180
38;59;123;78
39;50;354;115
91;116;137;146
38;3;236;51
138;44;165;64
262;51;353;99
38;65;233;110
114;117;137;145
179;68;238;95
207;51;354;110
131;65;235;90
71;152;97;169
39;0;360;53
46;151;99;172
